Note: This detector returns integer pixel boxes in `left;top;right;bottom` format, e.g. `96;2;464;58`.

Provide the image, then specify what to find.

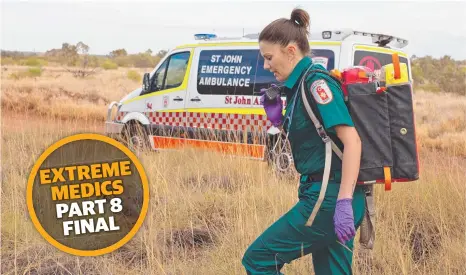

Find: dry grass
1;66;466;274
1;65;145;122
414;90;466;156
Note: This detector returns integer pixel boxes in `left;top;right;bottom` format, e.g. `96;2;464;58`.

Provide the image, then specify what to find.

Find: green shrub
27;67;42;77
8;67;42;79
20;57;48;67
25;58;40;66
101;59;118;70
127;70;141;82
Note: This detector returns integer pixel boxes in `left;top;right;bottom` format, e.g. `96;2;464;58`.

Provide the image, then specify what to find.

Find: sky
2;0;466;59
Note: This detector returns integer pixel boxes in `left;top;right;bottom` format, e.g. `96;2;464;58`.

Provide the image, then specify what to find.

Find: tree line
411;55;466;95
1;42;168;70
1;42;465;95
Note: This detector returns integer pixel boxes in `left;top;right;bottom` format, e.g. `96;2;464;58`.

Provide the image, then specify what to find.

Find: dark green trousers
242;178;366;275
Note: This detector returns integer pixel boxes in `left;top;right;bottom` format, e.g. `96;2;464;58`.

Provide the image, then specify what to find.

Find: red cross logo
317;86;328;100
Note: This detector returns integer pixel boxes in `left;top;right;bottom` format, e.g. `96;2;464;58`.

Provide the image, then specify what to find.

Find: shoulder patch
310;79;333;105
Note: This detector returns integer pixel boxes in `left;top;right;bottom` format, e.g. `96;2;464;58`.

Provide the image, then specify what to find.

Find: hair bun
290;8;310;29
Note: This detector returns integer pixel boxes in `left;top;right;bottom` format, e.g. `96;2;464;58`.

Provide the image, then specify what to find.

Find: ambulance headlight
322;31;332;39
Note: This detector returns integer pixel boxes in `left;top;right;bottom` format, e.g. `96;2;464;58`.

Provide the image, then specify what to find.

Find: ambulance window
148;51;190;94
353;50;409;77
145;59;168;94
197;49;277;96
310;49;335;70
165;52;190;89
254;53;280;93
153;60;168;91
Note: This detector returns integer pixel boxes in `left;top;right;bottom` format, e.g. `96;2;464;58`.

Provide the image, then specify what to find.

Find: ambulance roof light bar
194;33;250;42
194;33;217;40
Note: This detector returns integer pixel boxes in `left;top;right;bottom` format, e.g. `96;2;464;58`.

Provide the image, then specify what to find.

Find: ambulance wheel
123;122;151;153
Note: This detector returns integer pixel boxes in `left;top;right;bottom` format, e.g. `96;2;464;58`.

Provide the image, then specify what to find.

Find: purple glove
259;84;283;127
333;198;355;243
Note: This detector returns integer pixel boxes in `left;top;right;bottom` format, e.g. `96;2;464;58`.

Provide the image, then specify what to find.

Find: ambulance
104;29;411;171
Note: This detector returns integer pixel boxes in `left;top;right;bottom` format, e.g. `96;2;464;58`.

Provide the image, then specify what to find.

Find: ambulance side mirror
142;73;151;93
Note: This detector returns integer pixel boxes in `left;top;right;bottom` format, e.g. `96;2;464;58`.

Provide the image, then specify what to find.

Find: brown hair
259;8;311;54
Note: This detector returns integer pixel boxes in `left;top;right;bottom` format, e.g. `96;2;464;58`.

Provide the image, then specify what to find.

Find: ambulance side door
139;49;192;136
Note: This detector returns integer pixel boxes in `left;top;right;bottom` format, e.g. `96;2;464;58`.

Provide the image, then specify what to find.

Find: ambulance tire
122;121;151;153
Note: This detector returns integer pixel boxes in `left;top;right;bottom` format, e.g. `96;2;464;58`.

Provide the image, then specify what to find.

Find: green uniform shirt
283;56;354;176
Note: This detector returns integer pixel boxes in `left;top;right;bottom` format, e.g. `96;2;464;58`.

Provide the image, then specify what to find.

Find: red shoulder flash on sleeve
310;79;333;105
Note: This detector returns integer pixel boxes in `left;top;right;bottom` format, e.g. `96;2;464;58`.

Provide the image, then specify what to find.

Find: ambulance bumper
105;121;124;134
105;101;124;135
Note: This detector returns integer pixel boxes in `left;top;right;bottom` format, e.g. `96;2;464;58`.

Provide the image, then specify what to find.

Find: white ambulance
105;29;411;170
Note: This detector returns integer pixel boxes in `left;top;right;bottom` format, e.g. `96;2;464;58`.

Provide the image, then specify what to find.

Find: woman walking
242;8;366;275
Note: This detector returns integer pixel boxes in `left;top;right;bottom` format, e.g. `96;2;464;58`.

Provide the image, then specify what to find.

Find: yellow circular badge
27;133;149;256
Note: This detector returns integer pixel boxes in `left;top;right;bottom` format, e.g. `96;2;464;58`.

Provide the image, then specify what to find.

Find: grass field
1;65;465;274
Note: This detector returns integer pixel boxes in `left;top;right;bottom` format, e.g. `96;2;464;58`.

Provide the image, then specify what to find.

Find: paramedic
242;8;366;275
